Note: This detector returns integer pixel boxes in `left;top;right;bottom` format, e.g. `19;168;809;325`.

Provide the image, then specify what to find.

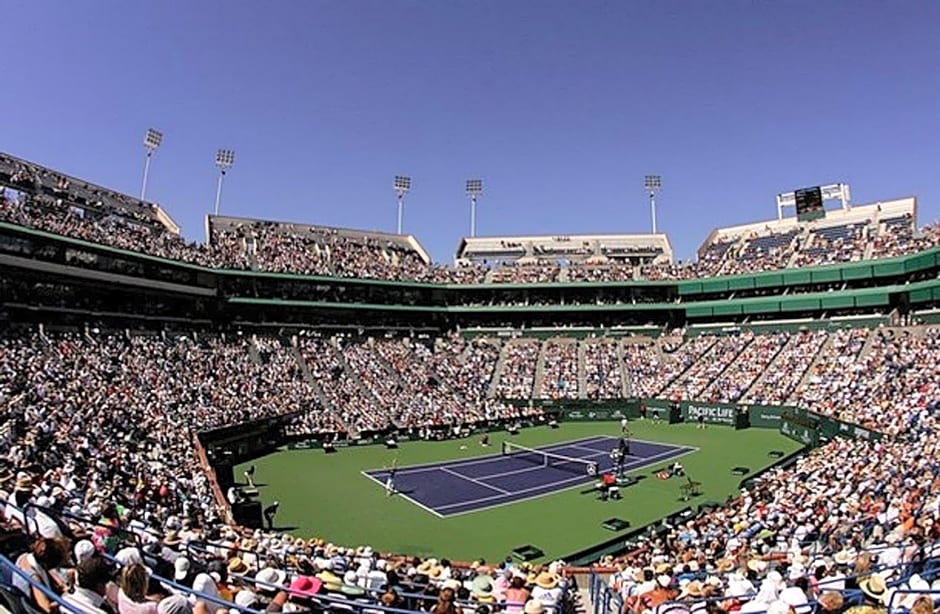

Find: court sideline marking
439;467;511;495
435;445;698;517
364;435;615;476
359;470;446;519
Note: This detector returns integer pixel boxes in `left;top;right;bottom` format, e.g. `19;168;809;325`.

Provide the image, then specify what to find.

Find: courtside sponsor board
684;403;736;425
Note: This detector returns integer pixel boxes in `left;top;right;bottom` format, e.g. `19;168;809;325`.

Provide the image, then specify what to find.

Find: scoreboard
794;186;825;221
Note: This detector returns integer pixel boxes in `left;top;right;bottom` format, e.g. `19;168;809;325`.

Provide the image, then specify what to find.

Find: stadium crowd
0;328;577;614
9;130;940;614
622;337;709;400
606;432;940;614
583;340;623;400
4;323;940;614
495;341;541;399
741;331;830;406
4;176;940;286
661;335;756;402
703;332;790;404
538;341;579;400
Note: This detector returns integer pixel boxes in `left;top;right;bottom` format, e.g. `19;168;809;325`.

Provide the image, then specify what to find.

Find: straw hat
535;572;559;590
524;601;545;614
833;550;854;566
227;558;249;575
680;580;704;598
859;574;888;604
14;475;33;492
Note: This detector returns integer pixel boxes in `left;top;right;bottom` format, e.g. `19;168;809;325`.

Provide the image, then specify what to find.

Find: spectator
62;555;118;614
118;564;159;614
14;537;70;613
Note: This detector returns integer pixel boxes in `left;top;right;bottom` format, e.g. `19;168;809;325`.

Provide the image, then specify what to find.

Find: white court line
365;435;615;476
565;443;616;455
460;448;612;481
436;445;697;514
358;470;445;519
439;446;700;518
439;467;510;495
360;432;695;517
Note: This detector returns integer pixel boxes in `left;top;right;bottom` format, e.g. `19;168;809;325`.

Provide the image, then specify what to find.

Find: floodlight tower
466;179;483;237
140;128;163;202
393;175;411;234
214;149;236;216
644;175;662;234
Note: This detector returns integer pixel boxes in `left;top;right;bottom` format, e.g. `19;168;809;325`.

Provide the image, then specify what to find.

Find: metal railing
0;554;84;614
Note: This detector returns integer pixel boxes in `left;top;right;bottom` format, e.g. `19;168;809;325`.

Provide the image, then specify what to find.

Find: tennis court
362;435;694;517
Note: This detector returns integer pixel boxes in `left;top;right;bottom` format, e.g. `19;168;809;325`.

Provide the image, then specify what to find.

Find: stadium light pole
466;179;483;237
140;128;163;202
393;175;411;234
644;175;662;234
214;149;235;216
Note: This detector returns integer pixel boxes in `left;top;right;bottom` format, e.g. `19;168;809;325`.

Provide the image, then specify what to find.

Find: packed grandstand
3;150;940;614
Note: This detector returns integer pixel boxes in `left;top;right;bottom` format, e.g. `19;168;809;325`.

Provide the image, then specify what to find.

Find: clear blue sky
2;1;938;263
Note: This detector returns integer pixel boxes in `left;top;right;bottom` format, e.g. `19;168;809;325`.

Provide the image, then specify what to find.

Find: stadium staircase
858;328;879;359
402;339;458;396
532;339;550;397
616;340;632;398
741;333;798;399
370;341;409;390
708;334;799;403
577;340;588;400
287;345;356;435
785;330;860;404
486;341;513;399
863;237;875;260
246;337;263;366
492;338;540;399
657;336;719;397
330;342;386;411
37;328;57;357
663;334;753;399
655;333;680;360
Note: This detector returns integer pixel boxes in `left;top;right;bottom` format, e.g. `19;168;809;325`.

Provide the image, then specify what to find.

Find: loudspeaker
231;501;263;529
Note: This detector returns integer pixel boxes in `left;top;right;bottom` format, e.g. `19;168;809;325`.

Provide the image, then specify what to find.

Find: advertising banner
747;405;785;429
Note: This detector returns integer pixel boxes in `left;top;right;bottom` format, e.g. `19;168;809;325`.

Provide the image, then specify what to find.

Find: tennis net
501;441;599;477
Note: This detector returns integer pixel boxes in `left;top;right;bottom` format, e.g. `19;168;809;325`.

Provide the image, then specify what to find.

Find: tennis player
385;459;399;496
